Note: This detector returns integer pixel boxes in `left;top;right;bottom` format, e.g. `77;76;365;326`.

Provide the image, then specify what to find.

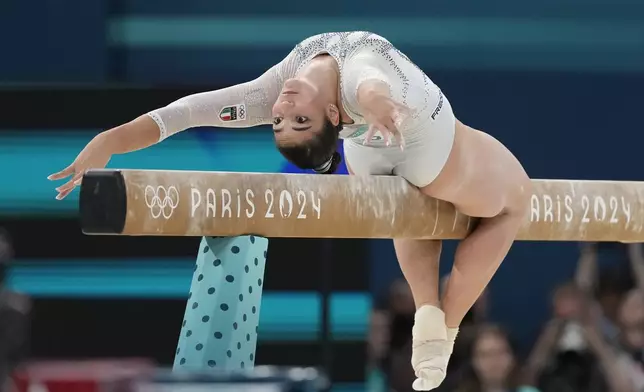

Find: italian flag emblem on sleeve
218;104;246;122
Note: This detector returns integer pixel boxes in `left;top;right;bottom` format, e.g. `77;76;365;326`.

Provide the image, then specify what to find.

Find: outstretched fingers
48;165;75;181
55;171;84;200
363;121;405;150
362;123;380;146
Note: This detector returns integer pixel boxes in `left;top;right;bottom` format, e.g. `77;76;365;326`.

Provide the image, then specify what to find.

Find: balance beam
79;169;644;242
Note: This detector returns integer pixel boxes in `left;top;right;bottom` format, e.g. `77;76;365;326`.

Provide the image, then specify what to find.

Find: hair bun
314;152;342;175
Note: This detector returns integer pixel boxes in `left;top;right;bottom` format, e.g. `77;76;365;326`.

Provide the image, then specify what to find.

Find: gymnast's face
271;79;341;169
271;78;339;142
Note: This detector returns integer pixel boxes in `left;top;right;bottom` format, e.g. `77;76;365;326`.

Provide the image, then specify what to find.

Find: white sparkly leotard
148;31;455;187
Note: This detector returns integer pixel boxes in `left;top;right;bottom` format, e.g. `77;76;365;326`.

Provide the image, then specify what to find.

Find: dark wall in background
1;0;108;83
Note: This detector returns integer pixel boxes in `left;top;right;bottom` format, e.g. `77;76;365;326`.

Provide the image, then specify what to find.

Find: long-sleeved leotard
148;31;456;187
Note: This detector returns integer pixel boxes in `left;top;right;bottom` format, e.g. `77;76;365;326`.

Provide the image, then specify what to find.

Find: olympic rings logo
144;185;180;219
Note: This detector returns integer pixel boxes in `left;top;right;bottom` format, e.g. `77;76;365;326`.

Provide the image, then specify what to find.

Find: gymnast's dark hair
277;116;343;174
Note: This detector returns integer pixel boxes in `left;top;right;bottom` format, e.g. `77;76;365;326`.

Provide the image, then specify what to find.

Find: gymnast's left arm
48;54;297;199
109;52;298;154
48;77;277;199
147;76;278;138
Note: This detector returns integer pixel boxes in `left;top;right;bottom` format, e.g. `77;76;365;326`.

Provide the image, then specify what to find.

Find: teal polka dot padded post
174;235;268;371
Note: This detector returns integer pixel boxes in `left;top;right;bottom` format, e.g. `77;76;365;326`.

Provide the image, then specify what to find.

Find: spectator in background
627;243;644;292
614;289;644;390
0;230;31;392
454;324;539;392
595;267;629;344
609;244;644;390
523;244;633;392
369;243;644;392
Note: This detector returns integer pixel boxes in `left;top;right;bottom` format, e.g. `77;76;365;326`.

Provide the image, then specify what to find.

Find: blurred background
1;0;644;391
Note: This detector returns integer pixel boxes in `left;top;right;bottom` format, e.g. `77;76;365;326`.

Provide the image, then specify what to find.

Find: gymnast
49;31;531;390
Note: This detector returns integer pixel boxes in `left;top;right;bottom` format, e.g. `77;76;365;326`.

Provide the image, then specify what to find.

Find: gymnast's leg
406;180;527;390
393;239;442;310
342;147;443;314
343;144;452;391
423;123;530;331
392;115;530;390
343;144;444;312
393;239;450;391
440;201;526;328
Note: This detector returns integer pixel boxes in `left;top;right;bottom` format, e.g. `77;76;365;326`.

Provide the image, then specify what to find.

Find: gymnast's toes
410;305;452;390
411;340;451;390
412;367;446;391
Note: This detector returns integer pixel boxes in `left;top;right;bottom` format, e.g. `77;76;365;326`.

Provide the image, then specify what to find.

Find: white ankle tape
413;305;447;341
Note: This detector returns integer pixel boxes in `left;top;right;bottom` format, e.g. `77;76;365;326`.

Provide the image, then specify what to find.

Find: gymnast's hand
48;133;113;200
357;81;409;149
